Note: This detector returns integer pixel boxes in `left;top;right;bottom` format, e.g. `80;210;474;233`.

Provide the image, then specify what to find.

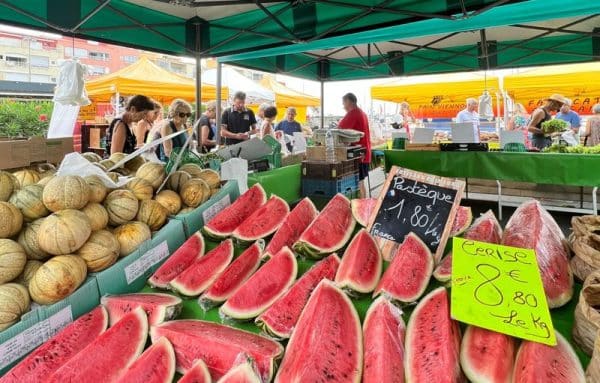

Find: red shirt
338;107;371;163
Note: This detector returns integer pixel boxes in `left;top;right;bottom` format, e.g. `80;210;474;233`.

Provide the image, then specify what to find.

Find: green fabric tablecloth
385;150;600;187
247;164;302;204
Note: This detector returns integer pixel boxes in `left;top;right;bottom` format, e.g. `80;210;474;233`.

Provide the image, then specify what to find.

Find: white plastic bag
562;130;580;146
221;158;248;194
57;152;129;188
53;60;90;106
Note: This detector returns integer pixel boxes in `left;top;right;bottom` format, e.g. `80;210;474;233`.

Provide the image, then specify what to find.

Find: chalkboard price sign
368;166;465;262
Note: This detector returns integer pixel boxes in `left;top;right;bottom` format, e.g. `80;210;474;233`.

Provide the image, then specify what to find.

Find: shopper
456;97;481;143
256;102;270;131
260;106;278;138
158;99;192;161
195;101;217;153
507;103;530;146
221;91;257;145
394;101;414;140
338;93;371;198
276;107;302;136
556;98;581;134
526;93;568;150
582;103;600;147
106;94;155;155
135;100;162;148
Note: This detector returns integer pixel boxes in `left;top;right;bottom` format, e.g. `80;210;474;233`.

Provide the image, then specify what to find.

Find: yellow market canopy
259;75;320;123
86;57;228;104
504;62;600;114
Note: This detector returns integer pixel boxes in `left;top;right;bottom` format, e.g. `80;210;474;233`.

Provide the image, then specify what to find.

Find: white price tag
202;195;231;224
46;306;73;338
0;321;46;370
124;241;169;284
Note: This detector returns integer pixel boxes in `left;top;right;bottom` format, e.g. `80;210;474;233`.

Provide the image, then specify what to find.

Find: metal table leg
593;187;598;215
496;180;503;221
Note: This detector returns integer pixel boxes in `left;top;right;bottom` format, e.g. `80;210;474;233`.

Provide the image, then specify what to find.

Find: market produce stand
247;164;301;204
384;150;600;218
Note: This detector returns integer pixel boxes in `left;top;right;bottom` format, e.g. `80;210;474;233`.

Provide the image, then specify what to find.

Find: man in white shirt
456;97;481;143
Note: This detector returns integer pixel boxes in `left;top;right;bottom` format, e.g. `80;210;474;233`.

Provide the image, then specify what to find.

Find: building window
89;51;110;61
121;55;138;63
170;63;185;74
89;65;108;75
30;74;51;83
252;72;263;81
65;47;88;58
30;55;49;68
4;72;28;81
5;55;27;67
155;60;169;70
29;40;43;50
0;37;21;48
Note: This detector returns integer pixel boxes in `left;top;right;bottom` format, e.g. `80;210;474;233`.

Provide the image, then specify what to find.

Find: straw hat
545;93;569;105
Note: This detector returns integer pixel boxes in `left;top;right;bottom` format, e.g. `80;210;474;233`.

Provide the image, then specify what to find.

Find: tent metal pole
115;92;120;116
320;81;325;129
216;61;223;147
195;55;202;147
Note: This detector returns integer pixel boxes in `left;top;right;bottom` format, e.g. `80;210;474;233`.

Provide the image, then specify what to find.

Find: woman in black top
159;99;192;161
526;94;568;150
106;95;155;155
195;101;217;153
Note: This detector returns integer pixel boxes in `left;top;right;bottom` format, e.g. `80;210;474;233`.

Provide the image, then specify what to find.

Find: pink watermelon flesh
169;239;234;296
232;196;290;242
293;193;356;258
0;306;108;383
221;247;298;320
263;197;318;259
405;287;464;383
203;184;267;238
513;331;585;383
351;197;378;227
335;229;382;294
47;307;148;383
256;254;340;339
201;241;262;305
216;360;262;383
450;206;473;237
374;232;433;302
433;252;453;283
150;320;284;380
460;326;515;383
101;292;182;326
179;359;211;383
149;232;205;289
115;337;176;383
275;280;363;383
501;200;573;308
362;297;406;383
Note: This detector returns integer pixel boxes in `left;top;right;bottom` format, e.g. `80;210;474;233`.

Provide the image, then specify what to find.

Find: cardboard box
0;136;74;169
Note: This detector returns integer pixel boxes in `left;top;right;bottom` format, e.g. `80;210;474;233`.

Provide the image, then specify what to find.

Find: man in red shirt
338;92;371;198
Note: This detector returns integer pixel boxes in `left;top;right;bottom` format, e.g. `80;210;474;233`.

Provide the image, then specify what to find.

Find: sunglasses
178;112;192;118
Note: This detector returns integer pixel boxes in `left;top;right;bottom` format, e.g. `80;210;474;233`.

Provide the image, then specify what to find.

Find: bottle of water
325;129;335;163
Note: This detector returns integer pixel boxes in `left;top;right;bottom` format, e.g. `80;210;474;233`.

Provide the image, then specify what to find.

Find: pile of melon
0;153;221;332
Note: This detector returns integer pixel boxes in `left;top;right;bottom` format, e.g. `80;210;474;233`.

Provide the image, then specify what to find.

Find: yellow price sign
450;237;556;346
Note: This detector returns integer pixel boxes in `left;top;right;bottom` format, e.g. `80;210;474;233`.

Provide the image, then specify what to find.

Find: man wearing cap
556;98;581;135
526;94;568;149
221;91;257;145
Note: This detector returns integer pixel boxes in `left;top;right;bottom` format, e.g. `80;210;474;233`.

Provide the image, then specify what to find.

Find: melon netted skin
0;170;18;201
104;189;139;226
42;175;90;212
137;199;168;231
179;163;204;178
81;202;109;231
198;169;221;190
18;218;50;260
10;184;50;222
82;151;103;163
29;255;88;305
0;201;23;239
155;190;182;215
136;162;166;190
0;239;27;284
113;221;151;257
0;283;30;331
166;171;191;193
84;175;109;203
126;177;154;201
15;259;43;288
76;230;120;272
37;210;92;255
13;169;40;188
180;178;210;208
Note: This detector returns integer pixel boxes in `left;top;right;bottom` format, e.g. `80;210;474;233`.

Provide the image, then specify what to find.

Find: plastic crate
301;158;360;180
302;174;359;197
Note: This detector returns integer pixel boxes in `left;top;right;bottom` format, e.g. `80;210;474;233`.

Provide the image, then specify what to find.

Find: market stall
259;75;320;124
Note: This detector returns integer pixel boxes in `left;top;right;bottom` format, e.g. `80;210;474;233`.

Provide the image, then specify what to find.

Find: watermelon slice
263;197;318;259
502;200;573;308
216;360;262;383
374;232;433;302
101;292;182;326
460;326;516;383
200;241;263;306
47;307;148;383
150;320;284;380
405;287;464;383
433;252;453;283
513;331;584;383
203;184;267;239
179;359;211;383
149;232;205;289
256;254;340;339
232;196;289;244
293;193;356;258
275;280;363;382
0;306;108;383
335;229;382;295
362;297;405;383
115;337;176;383
221;247;298;320
450;206;473;237
169;239;234;297
351;197;377;227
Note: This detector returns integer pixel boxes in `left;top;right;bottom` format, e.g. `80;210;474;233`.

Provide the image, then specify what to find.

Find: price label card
451;237;556;346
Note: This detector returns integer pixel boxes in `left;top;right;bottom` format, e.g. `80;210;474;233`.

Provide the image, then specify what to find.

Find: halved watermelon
203;184;267;239
405;287;463;382
179;359;211;383
149;232;205;289
293;193;356;258
169;239;234;297
374;232;433;302
263;198;318;259
460;326;516;383
101;292;182;326
200;241;263;306
335;229;382;295
351;197;378;227
232;196;289;244
256;254;340;339
450;206;473;237
47;307;148;383
362;297;405;383
433;252;453;283
275;280;363;382
150;320;284;380
221;247;298;320
0;306;108;383
116;337;176;383
216;360;262;383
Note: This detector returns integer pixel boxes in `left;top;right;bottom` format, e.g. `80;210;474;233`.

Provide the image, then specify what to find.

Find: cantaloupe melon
38;210;92;255
85;175;109;203
0;201;23;238
82;202;109;231
166;171;191;193
0;171;18;201
137;200;168;231
126;178;154;201
104;189;139;226
124;155;146;172
179;163;204;178
0;283;30;331
82;152;103;163
15;259;43;288
198;169;221;190
154;190;182;215
37;174;55;187
0;239;27;284
42;175;90;212
18;219;50;260
29;255;88;305
77;230;120;272
136;162;166;190
180;178;210;208
113;221;151;257
9;184;49;222
13;169;40;188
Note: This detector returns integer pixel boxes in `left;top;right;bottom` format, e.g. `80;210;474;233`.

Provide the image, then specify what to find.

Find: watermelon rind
335;229;382;295
216;359;262;383
351;197;378;227
149;232;205;289
460;326;515;383
101;293;183;326
433;252;453;283
293;193;356;259
220;247;298;320
450;206;473;237
115;336;176;383
274;279;363;383
179;359;211;383
0;306;109;383
232;195;290;244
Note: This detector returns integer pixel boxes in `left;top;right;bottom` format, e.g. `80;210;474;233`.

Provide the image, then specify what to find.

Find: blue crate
302;174;359;197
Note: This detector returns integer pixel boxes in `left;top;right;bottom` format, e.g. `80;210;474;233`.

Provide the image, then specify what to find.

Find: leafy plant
541;119;568;134
0;99;53;138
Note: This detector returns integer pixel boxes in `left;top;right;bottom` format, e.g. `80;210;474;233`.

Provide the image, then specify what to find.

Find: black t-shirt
222;107;257;145
197;115;213;141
